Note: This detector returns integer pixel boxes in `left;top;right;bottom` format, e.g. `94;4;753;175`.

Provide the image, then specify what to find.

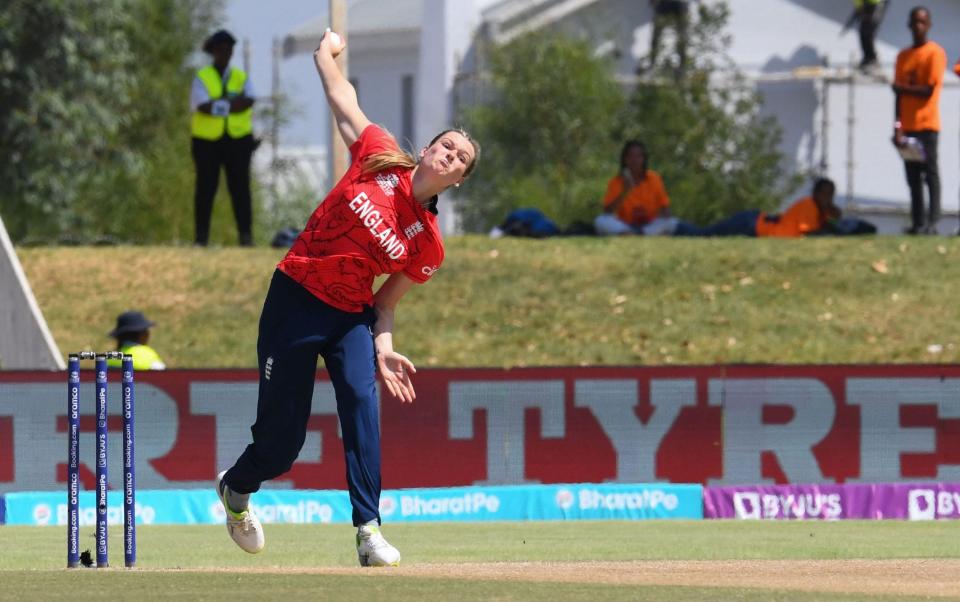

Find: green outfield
18;235;960;369
1;521;958;600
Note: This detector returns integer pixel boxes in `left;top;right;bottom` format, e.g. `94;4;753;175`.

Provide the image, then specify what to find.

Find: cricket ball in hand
326;30;344;57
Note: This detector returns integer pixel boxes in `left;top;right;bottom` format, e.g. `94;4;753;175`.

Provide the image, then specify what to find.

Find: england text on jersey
348;192;406;260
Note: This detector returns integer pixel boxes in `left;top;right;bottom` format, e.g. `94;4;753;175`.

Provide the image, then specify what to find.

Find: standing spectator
851;0;887;73
648;1;690;74
594;141;672;236
106;311;166;370
892;7;946;235
191;30;257;247
954;55;960;231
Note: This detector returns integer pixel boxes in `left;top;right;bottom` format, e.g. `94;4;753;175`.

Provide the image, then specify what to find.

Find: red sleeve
348;124;400;167
954;58;960;77
403;238;443;284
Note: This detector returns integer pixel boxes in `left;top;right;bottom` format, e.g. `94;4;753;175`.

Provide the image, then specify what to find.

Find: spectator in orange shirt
594;140;674;235
672;178;840;238
892;6;946;234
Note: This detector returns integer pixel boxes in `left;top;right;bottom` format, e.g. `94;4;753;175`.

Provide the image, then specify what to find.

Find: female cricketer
215;29;479;567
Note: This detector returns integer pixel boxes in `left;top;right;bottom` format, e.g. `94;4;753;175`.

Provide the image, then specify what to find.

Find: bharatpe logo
56;501;155;525
577;488;679;512
732;492;842;520
908;489;960;520
376;173;400;196
555;489;575;510
211;500;333;523
34;504;52;525
399;492;500;517
379;496;397;518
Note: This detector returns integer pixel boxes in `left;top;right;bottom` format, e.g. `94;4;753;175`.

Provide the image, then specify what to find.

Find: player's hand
377;350;416;403
315;28;345;60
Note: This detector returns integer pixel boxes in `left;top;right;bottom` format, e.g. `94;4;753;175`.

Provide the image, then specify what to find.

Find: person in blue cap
107;311;166;370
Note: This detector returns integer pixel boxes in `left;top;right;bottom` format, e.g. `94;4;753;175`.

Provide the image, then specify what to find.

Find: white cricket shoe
216;471;264;554
356;524;401;567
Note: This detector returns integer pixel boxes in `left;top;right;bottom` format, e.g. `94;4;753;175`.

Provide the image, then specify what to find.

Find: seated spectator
673;178;841;237
594;140;673;235
106;310;167;370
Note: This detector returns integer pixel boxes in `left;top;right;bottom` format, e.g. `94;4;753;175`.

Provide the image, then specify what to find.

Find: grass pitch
1;521;957;600
18;235;960;369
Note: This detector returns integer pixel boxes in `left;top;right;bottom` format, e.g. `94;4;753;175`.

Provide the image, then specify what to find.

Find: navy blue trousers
224;270;382;526
673;210;761;237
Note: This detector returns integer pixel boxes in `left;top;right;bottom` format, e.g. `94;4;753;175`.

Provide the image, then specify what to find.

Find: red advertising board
1;365;959;492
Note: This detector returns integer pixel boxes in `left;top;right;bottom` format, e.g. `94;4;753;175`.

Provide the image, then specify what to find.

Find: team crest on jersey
376;173;400;196
403;221;424;239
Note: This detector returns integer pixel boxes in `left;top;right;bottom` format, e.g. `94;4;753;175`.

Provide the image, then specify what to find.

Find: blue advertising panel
4;483;702;526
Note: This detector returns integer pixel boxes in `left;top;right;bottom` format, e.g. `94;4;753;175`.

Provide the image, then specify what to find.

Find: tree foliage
461;33;624;232
460;2;800;231
625;2;801;225
0;0;222;243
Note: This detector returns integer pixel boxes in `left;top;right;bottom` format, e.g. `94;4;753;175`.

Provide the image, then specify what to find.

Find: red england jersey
278;125;444;312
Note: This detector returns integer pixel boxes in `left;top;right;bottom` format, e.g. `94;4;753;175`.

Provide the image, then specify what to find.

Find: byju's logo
733;492;761;519
908;490;936;520
731;491;841;520
907;489;960;520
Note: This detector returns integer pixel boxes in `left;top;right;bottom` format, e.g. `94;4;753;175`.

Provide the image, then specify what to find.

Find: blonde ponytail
362;149;418;174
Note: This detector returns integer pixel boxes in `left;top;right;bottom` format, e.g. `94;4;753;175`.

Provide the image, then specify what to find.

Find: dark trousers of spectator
903;130;940;232
673;210;760;237
858;3;879;66
650;0;689;73
192;135;255;246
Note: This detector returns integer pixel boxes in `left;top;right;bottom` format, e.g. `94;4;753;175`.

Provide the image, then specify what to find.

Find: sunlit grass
17;235;960;368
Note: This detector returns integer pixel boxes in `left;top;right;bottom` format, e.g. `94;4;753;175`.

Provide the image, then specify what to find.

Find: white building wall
575;0;960;229
247;0;960;232
721;0;960;229
350;47;420;148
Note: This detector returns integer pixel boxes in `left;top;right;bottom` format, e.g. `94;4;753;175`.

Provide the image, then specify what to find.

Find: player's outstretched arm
313;28;371;147
373;273;418;403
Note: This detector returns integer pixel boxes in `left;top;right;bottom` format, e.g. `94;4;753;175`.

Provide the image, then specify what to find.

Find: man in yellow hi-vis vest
191;30;257;247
